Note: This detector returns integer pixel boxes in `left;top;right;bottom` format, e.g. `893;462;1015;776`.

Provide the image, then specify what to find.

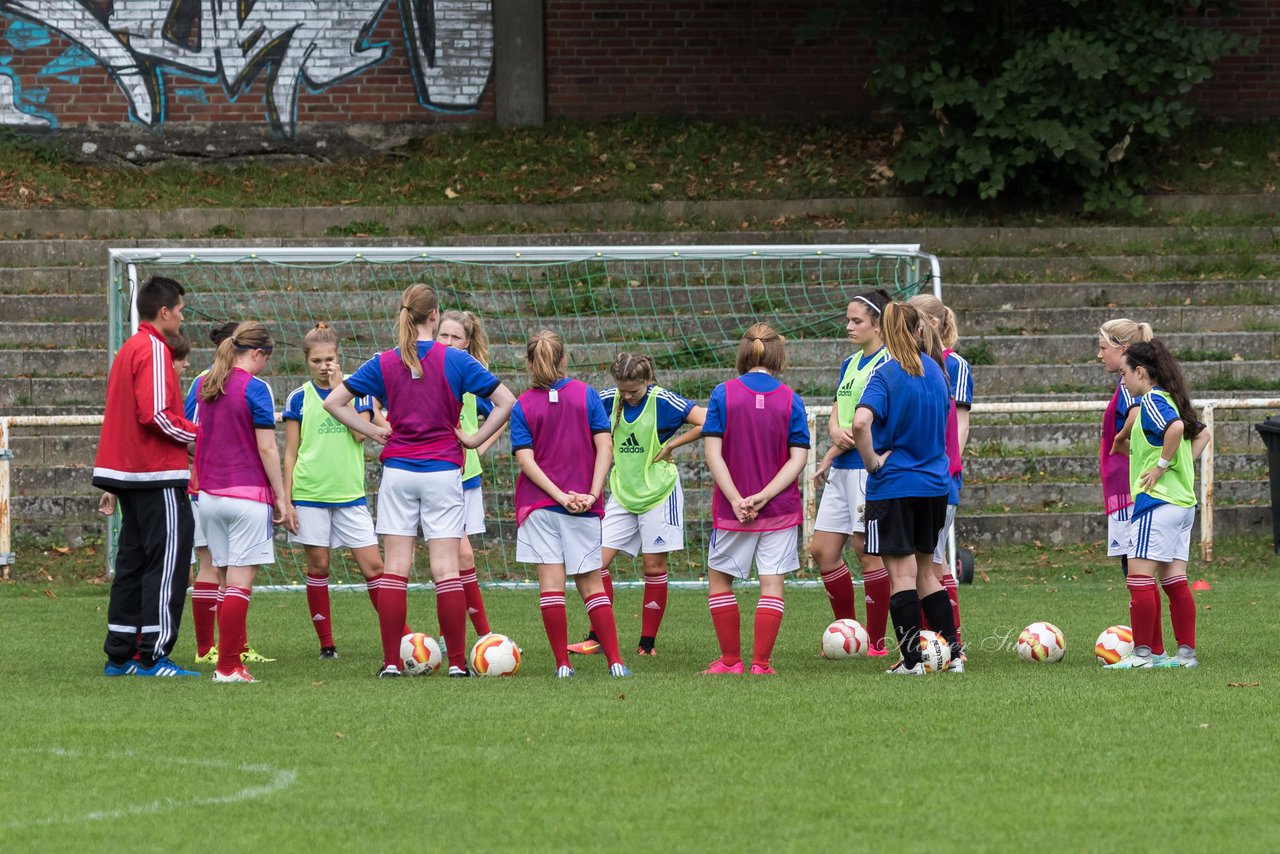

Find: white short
813;468;869;535
191;496;207;550
516;509;602;575
601;481;684;556
463;486;486;536
1129;504;1195;563
290;503;378;549
931;504;958;565
375;467;465;539
198;492;275;568
1107;506;1132;558
707;527;800;579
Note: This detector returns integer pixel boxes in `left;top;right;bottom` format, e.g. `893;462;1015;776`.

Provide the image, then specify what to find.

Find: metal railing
3;397;1275;575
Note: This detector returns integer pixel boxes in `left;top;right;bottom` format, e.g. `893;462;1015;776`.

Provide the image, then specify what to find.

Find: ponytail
527;330;567;389
1099;318;1155;348
397;284;439;378
908;293;959;349
1123;340;1203;441
881;303;925;376
735;322;786;375
442;309;489;367
201;321;272;401
609;351;658;426
302;321;339;357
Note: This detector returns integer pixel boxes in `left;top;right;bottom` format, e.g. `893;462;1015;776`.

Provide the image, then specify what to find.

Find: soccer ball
1017;622;1066;663
470;633;522;677
400;632;442;676
918;630;951;673
822;619;870;659
1094;625;1134;665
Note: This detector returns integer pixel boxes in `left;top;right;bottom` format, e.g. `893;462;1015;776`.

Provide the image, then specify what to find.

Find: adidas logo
467;607;479;615
311;613;326;622
653;536;666;545
864;596;876;604
825;590;835;600
644;601;661;610
619;433;645;454
1110;539;1121;549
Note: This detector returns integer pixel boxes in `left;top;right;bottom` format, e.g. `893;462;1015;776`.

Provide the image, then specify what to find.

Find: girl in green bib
1105;340;1211;670
568;353;705;657
437;310;503;638
283;323;386;659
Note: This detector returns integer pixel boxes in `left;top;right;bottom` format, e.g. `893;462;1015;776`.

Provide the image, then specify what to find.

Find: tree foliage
857;1;1255;211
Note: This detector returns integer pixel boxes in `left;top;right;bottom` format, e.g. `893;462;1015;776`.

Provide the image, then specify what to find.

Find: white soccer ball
822;618;870;659
400;632;442;676
1094;625;1134;665
470;633;522;677
1017;622;1065;663
918;630;951;673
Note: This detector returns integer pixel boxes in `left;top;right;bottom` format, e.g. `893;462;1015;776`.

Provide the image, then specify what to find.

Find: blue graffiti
38;44;93;83
171;86;209;105
4;17;47;50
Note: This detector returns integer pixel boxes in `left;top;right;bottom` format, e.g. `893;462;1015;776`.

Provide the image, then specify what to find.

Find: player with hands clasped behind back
195;322;298;684
851;303;959;676
511;331;630;678
810;289;892;653
324;285;515;678
1104;340;1210;671
701;323;810;676
283;322;386;660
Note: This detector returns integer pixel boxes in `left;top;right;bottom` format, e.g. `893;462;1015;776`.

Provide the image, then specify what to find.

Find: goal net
107;245;940;588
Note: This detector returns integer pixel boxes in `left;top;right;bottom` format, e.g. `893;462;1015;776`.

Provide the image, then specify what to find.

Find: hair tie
854;295;882;316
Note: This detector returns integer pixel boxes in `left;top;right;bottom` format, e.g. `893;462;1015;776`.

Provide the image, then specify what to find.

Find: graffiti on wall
0;0;492;135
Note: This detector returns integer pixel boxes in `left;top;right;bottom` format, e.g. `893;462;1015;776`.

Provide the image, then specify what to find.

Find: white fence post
1201;404;1216;563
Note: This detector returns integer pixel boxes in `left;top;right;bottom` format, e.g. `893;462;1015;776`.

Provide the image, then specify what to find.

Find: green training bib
461;392;483;482
835;347;888;430
292;382;367;504
1129;389;1196;508
608;386;679;514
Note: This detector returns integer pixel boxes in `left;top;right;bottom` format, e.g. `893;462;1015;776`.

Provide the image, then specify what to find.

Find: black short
863;495;949;557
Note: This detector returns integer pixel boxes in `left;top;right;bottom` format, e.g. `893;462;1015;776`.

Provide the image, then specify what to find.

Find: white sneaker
609;663;632;677
1155;653;1198;668
1104;655;1154;670
554;665;575;679
886;661;926;675
948;658;966;674
212;666;256;683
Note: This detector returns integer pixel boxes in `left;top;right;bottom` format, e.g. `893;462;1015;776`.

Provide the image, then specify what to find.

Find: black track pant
104;487;194;666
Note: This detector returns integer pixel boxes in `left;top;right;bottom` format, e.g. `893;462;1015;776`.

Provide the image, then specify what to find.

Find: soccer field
2;542;1277;852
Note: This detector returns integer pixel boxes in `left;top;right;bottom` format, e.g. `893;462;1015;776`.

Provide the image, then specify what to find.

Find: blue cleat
104;660;138;677
135;657;200;677
609;663;632;678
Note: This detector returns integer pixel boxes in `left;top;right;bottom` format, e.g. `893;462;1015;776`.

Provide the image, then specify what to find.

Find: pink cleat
749;663;776;675
701;659;745;675
867;645;889;658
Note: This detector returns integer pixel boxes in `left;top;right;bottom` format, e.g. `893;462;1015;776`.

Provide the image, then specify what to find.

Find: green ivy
860;1;1254;211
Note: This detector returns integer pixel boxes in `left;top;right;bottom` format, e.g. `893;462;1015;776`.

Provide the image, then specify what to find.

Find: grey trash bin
1254;415;1280;554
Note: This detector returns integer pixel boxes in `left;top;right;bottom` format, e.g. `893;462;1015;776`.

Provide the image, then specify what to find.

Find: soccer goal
107;244;941;589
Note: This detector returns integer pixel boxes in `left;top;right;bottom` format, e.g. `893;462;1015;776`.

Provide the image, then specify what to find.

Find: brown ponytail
527;330;567;389
397;284;439;378
735;322;786;375
302;321;339;357
200;321;273;401
608;351;658;426
1123;340;1203;441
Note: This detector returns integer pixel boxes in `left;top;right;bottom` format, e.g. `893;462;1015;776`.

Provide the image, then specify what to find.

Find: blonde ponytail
397;284;439;378
908;294;959;349
882;303;925;377
527;330;567;389
200;321;272;401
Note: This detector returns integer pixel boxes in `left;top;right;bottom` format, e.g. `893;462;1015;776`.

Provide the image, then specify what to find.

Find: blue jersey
944;349;973;502
283;382;374;424
1113;378;1138;435
703;371;810;447
510;378;611;451
856;357;951;500
599;385;696;443
1131;391;1182;518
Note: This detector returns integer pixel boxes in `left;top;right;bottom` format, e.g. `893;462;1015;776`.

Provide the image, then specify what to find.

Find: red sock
585;592;623;666
435;579;468;670
191;581;219;656
216;586;250;675
708;592;741;666
378;575;409;669
539;592;570;668
640;572;669;640
459;568;491;636
1161;574;1197;650
1152;590;1166;656
366;572;382;613
305;572;333;647
862;567;891;652
599;567;614;602
1127;576;1159;652
942;574;962;644
821;563;857;622
752;595;785;668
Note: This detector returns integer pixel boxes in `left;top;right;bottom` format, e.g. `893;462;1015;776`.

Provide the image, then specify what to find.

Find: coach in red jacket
93;276;200;677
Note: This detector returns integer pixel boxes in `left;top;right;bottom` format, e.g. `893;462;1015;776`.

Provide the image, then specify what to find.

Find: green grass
1;538;1277;850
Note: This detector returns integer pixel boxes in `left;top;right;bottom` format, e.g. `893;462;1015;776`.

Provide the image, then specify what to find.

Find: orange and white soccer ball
400;632;442;676
470;633;522;677
1094;625;1134;665
1017;622;1066;663
918;630;951;672
822;619;870;659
